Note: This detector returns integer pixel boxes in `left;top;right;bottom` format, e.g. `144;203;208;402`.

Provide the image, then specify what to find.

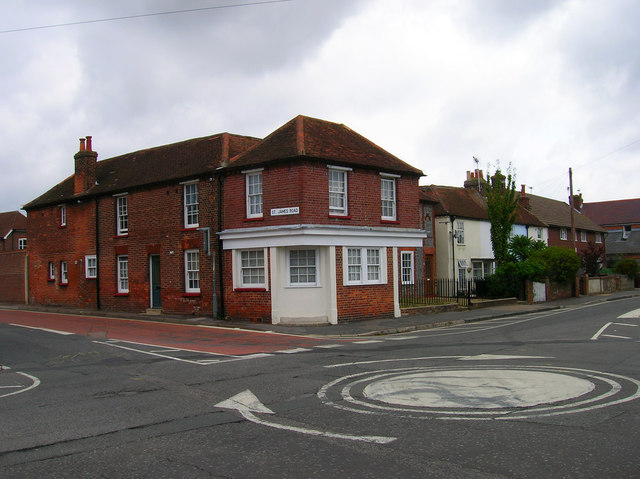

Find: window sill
182;292;201;298
114;293;129;297
244;217;264;222
234;287;267;292
114;234;128;239
181;227;199;232
381;219;399;224
329;214;351;220
86;277;97;280
58;225;67;229
60;282;68;287
47;279;55;283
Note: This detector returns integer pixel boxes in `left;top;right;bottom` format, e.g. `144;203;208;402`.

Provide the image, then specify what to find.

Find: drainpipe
450;215;456;285
217;173;225;318
95;197;101;310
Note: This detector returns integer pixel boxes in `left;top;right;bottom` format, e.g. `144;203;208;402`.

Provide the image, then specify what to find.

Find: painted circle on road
0;368;41;399
363;369;594;409
318;365;640;420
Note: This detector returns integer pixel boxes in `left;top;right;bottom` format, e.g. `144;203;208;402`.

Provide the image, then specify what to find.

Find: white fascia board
219;224;426;250
2;229;13;240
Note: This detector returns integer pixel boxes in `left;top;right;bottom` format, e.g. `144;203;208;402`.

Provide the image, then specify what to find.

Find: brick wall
0;251;26;303
222;249;272;322
224;161;421;230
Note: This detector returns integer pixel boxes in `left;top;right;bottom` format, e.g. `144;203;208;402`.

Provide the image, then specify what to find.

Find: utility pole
569;167;577;253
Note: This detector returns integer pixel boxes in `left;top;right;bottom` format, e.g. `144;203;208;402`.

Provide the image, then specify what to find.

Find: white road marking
356;340;383;344
277;348;312;354
314;344;343;349
613;322;637;327
9;323;74;335
216;390;396;444
384;337;413;341
591;322;613;340
0;372;41;398
618;308;640;319
602;334;632;339
326;354;553;369
460;354;553;361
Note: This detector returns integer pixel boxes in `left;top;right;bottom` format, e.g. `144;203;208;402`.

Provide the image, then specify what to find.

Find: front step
145;308;162;315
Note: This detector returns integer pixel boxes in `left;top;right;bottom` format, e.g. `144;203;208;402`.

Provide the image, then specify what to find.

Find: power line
0;0;295;34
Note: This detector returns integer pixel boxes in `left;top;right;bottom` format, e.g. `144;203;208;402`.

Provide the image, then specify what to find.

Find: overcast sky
1;0;638;214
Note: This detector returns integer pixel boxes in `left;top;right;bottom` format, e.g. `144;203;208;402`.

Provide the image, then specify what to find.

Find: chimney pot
79;138;86;151
86;136;93;151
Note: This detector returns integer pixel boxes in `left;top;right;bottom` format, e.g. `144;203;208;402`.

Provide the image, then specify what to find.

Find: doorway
150;255;161;309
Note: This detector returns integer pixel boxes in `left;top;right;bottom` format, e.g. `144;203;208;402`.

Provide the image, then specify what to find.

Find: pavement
2;289;639;338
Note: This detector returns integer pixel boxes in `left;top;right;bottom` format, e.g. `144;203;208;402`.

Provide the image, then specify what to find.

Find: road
1;298;639;478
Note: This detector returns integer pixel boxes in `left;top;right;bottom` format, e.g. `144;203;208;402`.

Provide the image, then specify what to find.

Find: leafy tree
531;246;581;283
580;241;605;275
507;235;547;262
485;164;519;266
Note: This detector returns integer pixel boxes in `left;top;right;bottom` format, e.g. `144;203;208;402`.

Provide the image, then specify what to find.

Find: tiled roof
605;231;640;255
524;194;604;232
227;115;424;176
421;185;546;227
581;198;640;226
24;133;260;210
0;211;26;238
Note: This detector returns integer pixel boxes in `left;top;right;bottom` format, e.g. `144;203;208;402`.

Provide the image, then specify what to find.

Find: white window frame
344;247;387;285
48;261;55;281
183;181;199;228
595;232;602;244
245;170;263;219
537;228;543;240
17;238;26;250
560;228;568;241
455;221;465;245
60;205;66;227
380;174;398;221
85;255;97;279
60;261;68;285
184;249;200;293
117;255;129;293
236;249;267;289
287;249;318;287
623;225;631;239
116;195;128;236
401;251;414;285
580;230;587;242
328;166;350;216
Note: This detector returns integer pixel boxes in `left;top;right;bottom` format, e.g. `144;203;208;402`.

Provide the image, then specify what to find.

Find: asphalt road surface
1;298;639;478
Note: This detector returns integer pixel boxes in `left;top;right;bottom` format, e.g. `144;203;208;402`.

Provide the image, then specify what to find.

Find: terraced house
24;116;425;324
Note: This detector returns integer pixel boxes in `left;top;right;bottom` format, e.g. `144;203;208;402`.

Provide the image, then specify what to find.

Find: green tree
507;235;547;262
614;258;639;278
581;241;605;275
485;163;519;266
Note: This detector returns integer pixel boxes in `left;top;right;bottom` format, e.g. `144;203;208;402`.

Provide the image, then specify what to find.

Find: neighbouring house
24;116;426;324
0;210;28;304
422;170;547;286
581;198;640;266
0;211;27;252
519;191;605;259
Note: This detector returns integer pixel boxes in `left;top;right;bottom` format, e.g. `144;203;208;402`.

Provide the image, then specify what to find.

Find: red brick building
0;211;27;304
24;116;426;323
0;211;27;252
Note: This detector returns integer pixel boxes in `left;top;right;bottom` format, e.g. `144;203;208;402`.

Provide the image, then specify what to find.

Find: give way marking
591;308;640;340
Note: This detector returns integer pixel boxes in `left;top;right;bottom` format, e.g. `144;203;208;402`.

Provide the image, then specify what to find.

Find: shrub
531;246;581;283
614;258;639;278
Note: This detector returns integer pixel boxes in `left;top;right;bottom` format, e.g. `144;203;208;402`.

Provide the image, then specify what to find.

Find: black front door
150;255;161;308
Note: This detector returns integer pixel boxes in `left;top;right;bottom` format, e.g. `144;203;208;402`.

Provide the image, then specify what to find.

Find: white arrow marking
216;390;396;445
618;309;640;319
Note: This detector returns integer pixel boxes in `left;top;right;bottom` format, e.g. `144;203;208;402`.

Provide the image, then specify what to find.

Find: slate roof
227;115;424;176
0;211;27;238
24;133;260;210
581;198;640;226
523;194;604;232
421;185;546;227
605;231;640;255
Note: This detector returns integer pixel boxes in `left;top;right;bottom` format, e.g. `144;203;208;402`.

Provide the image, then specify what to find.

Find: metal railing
399;278;476;308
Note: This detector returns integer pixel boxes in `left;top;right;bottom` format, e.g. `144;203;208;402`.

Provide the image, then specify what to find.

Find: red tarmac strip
0;310;339;356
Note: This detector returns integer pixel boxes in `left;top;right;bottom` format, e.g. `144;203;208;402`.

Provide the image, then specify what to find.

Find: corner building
24;116;425;324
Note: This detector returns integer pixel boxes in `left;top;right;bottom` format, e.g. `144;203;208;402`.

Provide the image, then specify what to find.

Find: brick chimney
571;193;583;211
74;136;98;195
464;169;485;190
518;184;530;210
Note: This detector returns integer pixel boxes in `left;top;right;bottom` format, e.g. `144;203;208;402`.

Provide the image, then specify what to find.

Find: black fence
399;278;479;308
